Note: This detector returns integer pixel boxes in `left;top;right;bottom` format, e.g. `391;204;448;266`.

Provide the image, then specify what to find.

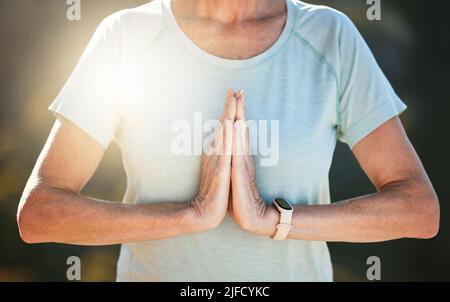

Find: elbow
417;208;440;240
412;192;440;240
17;190;51;244
17;217;36;244
17;203;41;244
17;210;38;244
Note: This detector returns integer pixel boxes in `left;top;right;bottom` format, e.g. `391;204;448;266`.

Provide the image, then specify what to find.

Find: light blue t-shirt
49;0;406;281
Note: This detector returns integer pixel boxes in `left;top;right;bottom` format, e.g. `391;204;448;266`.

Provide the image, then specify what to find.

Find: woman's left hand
229;91;279;236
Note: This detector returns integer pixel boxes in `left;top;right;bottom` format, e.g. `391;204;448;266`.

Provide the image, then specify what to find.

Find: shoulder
94;0;167;65
99;0;165;37
290;1;364;68
105;1;164;28
291;0;356;34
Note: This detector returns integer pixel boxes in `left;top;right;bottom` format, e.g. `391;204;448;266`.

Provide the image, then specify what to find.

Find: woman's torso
115;0;337;281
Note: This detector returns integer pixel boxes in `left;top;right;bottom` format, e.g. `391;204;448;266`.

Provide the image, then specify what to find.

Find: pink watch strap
271;202;293;240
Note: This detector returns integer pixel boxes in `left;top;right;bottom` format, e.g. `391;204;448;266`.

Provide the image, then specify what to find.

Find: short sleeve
49;16;121;149
336;16;407;149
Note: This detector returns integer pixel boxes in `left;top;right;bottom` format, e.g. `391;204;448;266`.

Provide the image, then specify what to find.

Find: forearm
259;178;439;242
18;186;202;245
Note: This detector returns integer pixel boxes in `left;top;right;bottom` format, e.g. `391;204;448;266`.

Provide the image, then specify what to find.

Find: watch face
274;198;293;210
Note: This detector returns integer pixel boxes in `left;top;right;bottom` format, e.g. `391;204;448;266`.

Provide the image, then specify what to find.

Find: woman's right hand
190;90;236;230
17;91;237;244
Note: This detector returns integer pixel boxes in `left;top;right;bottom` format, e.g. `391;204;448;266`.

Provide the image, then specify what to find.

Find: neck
171;0;287;24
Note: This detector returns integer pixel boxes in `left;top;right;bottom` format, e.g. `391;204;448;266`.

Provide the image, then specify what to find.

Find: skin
17;0;439;245
230;91;439;242
17;91;235;245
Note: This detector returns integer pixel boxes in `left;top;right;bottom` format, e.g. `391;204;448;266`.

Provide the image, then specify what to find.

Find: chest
174;16;287;60
115;37;339;202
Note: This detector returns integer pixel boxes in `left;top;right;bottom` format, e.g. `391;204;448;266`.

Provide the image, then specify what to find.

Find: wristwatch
271;198;294;240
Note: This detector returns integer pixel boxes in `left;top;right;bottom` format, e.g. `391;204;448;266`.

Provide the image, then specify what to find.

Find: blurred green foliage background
0;0;449;281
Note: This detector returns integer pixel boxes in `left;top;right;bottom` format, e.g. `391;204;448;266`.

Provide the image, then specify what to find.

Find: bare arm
18;92;236;245
284;117;440;242
231;91;440;242
17;118;199;245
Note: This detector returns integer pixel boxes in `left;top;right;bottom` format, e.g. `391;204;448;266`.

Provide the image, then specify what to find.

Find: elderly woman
17;0;439;281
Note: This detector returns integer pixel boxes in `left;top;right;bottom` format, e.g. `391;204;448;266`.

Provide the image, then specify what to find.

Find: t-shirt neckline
161;0;296;69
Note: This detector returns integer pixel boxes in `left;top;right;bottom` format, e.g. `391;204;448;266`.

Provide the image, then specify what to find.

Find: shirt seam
292;32;341;127
340;97;403;147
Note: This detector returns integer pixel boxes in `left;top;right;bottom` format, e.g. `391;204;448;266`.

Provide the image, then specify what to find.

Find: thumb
221;89;237;122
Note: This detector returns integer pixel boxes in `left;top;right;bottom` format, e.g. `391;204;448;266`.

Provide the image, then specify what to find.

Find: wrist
184;204;209;233
248;205;279;236
185;199;224;233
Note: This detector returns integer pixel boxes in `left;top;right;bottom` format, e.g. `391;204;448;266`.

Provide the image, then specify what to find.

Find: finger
207;120;229;157
221;89;237;122
236;90;249;153
235;89;246;121
211;90;235;156
211;120;224;156
233;89;250;157
233;119;250;157
223;117;234;158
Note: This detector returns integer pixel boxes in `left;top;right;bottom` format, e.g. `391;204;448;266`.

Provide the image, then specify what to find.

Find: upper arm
330;13;419;187
21;15;121;209
29;116;106;194
352;117;428;190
